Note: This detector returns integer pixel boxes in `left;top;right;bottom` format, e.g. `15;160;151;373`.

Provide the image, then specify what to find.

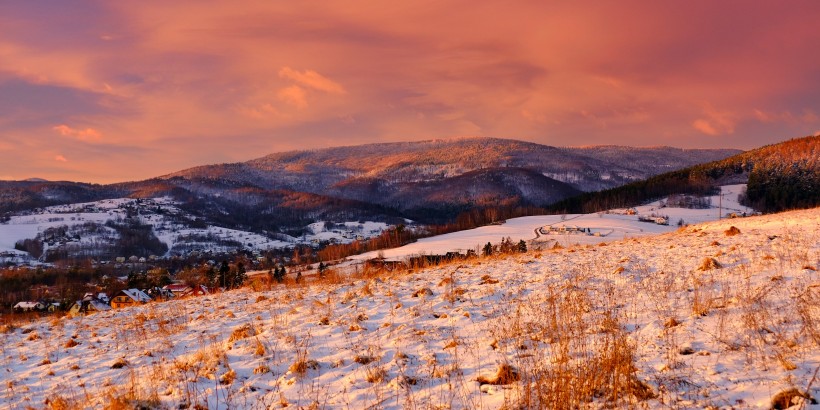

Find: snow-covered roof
119;288;151;303
88;300;111;311
14;301;41;309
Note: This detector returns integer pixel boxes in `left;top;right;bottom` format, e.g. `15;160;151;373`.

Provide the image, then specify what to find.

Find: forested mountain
1;138;741;232
550;135;819;213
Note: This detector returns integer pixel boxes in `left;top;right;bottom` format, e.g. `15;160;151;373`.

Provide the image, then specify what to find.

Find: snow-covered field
353;184;755;261
2;205;817;409
0;198;389;262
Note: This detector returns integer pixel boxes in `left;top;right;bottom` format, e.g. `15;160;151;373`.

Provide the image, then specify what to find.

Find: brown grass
228;324;255;342
725;226;741;236
289;359;319;375
699;257;722;271
476;363;520;385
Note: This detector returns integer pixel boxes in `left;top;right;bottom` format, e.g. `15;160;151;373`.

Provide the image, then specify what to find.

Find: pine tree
482;242;493;257
517;239;527;253
218;260;230;289
234;262;246;288
205;266;216;287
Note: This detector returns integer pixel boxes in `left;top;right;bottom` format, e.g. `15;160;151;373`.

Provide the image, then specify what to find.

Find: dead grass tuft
111;358;128;369
64;339;79;348
480;275;499;285
289;359;319;375
698;257;722;271
354;354;376;365
254;339;266;356
724;226;741;236
412;287;434;298
771;387;817;409
366;367;388;383
45;396;79;410
476;363;520;385
228;324;256;342
218;369;236;385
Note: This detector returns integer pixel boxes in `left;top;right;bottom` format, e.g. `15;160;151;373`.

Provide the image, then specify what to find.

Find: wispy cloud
277;85;308;109
52;124;102;142
692;105;736;136
54;154;67;162
278;67;346;94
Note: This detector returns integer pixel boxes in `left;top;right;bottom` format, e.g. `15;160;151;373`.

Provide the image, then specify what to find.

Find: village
12;283;212;316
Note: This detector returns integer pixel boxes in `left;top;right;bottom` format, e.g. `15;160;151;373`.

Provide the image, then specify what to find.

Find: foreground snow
1;207;818;409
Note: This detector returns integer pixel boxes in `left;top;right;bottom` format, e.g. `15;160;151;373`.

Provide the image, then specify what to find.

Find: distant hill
0;137;741;232
550;135;820;214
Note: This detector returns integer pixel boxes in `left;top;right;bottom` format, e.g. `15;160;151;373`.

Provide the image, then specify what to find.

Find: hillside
171;137;739;199
2;207;817;409
551;135;820;214
0;138;740;236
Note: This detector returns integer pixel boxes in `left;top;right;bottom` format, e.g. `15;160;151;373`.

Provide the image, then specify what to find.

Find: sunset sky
2;1;819;183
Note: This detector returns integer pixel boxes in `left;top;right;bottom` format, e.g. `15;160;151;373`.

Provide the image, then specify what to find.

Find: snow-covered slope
0;198;389;263
1;205;817;409
353;184;755;261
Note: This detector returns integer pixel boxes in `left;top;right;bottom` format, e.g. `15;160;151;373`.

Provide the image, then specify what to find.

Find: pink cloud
692;105;736;136
277;85;308;109
54;154;67;162
278;67;346;94
52;124;102;142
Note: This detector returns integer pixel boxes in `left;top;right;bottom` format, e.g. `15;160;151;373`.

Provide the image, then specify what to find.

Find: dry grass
228;324;255;342
725;226;741;236
698;257;722;270
476;363;520;385
288;358;319;375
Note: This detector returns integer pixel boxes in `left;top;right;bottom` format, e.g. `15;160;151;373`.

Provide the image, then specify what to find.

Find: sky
1;1;819;183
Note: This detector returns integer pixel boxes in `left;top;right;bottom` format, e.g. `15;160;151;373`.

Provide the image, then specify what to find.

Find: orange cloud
54;154;67;162
53;124;102;142
277;85;308;109
278;67;346;94
692;105;736;136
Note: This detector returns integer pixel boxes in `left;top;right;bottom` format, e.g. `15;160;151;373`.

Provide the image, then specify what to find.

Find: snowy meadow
1;207;818;409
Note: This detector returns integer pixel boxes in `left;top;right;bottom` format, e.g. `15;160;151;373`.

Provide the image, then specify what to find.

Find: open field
1;205;818;409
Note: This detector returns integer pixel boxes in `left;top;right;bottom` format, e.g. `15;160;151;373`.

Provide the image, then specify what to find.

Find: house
163;283;209;298
13;301;46;312
110;288;152;308
68;295;111;316
187;285;210;297
145;287;174;301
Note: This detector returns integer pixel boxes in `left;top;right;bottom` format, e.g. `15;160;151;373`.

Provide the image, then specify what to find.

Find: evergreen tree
234;262;246;288
517;239;527;253
273;266;285;283
205;266;216;287
218;260;230;289
318;261;326;277
482;242;493;257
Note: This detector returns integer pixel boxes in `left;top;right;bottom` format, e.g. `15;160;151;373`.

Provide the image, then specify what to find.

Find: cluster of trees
175;259;247;290
317;224;415;261
482;237;527;256
107;218;168;257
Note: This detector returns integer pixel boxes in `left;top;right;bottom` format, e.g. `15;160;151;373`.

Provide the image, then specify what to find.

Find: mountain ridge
1;137;742;231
